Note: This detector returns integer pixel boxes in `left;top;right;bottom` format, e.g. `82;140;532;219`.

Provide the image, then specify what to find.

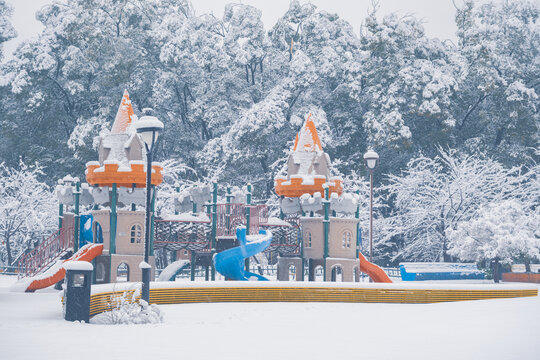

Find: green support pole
175;183;180;215
355;190;360;259
226;186;232;231
245;184;252;233
110;183;117;255
131;184;136;211
190;251;196;281
245;184;252;271
300;226;305;282
211;182;218;280
59;203;63;230
323;186;330;281
73;180;81;252
150;185;156;257
279;196;284;220
192;187;198;216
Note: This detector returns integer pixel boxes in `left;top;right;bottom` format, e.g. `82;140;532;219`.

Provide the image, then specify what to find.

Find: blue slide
213;227;272;281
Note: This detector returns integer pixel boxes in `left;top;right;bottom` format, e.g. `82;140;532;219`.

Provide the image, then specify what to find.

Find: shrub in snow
382;148;537;262
0;162;56;266
90;290;164;325
447;200;540;268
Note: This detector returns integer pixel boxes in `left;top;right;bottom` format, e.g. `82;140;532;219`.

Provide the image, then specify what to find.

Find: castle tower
85;90;163;283
274;114;359;282
275;114;342;197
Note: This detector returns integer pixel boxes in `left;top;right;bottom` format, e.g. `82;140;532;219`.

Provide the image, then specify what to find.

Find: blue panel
399;263;485;281
400;265;417;281
80;214;93;248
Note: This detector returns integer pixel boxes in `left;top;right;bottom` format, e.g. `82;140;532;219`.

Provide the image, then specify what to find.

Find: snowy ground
1;275;539;360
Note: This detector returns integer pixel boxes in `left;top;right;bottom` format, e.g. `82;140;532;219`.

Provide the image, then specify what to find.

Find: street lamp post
363;149;379;263
134;108;164;303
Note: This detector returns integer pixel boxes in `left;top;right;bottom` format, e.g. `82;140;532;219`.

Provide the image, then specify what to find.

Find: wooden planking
89;286;537;316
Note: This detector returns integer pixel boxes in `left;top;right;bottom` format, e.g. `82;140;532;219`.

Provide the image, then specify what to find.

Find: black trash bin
63;261;93;323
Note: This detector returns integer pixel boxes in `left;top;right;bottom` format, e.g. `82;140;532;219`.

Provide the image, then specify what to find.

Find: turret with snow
84;90;162;284
274;113;342;198
86;91;163;188
274;113;390;283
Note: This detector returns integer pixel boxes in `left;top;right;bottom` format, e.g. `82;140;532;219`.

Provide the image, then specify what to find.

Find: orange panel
86;163;163;188
502;273;540;283
275;177;342;198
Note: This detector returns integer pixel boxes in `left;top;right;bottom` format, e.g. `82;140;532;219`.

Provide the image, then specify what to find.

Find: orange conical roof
293;113;322;152
111;90;135;134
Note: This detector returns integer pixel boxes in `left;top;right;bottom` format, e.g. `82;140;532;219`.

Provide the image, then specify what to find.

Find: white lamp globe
134;108;164;150
363;149;379;170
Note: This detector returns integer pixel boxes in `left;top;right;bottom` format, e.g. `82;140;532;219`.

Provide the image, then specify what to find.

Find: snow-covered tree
383;148;535;262
447;199;540;272
0;162;56;266
358;9;463;175
0;0;16;60
454;0;539;166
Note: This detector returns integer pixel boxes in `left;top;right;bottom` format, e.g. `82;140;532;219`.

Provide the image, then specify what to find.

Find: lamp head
134;108;164;150
363;149;379;170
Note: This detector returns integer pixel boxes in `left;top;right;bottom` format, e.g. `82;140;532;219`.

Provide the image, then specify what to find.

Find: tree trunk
4;234;13;266
524;257;531;273
493;258;500;283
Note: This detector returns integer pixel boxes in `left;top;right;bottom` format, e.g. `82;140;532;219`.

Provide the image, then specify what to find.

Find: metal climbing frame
153;220;211;252
153;204;300;258
214;203;268;236
263;216;302;257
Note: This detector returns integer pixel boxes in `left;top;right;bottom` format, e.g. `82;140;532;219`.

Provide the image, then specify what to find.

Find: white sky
4;0;463;58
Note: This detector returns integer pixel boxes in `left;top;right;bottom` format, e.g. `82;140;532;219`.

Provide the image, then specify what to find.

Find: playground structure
13;90;539;310
17;98;390;289
17;91;160;290
155;113;391;283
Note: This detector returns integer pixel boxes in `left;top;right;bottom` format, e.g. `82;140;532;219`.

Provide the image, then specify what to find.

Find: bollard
63;261;93;323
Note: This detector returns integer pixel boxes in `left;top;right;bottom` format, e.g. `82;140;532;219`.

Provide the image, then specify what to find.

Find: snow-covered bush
90;290;164;325
382;148;537;262
447;200;540;266
0;162;56;266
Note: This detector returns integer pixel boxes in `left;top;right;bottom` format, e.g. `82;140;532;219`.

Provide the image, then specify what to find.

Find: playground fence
155;265;401;281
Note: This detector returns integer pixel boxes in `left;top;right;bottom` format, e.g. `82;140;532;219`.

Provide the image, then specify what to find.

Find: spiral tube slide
213;227;272;281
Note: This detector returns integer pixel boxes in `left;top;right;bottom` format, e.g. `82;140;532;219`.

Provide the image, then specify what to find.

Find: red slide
358;251;392;283
25;243;103;292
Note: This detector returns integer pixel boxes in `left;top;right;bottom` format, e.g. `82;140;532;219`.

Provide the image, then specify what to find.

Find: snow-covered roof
263;217;292;227
111;90;137;134
293;113;322;152
162;212;211;223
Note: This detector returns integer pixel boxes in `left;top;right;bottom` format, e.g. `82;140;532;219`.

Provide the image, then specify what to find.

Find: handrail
18;227;74;278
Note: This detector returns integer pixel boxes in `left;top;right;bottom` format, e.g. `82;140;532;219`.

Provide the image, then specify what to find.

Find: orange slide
25;243;103;292
358;251;392;283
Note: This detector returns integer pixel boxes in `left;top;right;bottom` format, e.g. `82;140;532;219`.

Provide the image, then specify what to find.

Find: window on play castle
305;231;312;248
130;224;143;243
342;231;352;248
